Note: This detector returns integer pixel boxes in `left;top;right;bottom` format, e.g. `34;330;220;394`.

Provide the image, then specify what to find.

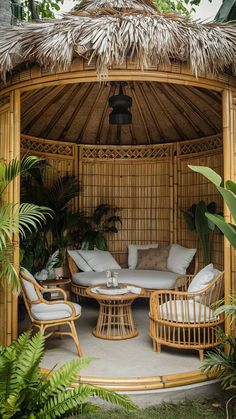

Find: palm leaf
0;156;43;196
48;175;81;212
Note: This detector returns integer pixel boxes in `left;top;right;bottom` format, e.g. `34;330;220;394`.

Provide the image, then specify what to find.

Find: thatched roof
0;0;236;80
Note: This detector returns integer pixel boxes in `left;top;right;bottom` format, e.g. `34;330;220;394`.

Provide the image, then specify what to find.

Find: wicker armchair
20;268;82;356
149;271;224;360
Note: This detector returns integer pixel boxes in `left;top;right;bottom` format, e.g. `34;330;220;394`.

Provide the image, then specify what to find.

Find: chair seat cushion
159;300;217;323
72;269;178;289
31;302;81;321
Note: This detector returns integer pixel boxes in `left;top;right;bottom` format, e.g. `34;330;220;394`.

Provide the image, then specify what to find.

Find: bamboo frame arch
0;59;235;391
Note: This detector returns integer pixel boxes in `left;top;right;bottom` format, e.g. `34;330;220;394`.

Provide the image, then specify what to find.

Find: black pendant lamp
109;82;132;125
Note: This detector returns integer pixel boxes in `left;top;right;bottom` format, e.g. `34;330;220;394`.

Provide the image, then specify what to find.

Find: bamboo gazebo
0;0;236;392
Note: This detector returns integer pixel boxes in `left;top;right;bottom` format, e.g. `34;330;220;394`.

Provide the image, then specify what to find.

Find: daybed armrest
174;275;193;291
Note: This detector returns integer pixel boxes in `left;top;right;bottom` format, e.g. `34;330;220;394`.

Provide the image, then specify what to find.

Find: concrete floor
34;299;201;377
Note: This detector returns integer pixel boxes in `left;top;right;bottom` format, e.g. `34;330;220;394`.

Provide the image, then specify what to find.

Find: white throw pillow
128;243;159;269
78;250;121;272
20;267;38;301
67;250;92;272
167;244;196;275
188;264;221;293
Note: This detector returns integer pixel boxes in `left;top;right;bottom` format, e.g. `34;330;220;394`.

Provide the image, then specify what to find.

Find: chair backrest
20;267;39;302
67;254;80;275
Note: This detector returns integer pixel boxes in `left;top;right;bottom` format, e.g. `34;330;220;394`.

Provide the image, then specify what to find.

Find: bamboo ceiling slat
21;82;222;146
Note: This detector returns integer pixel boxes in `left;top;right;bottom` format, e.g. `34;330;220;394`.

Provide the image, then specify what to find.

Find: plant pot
54;266;64;278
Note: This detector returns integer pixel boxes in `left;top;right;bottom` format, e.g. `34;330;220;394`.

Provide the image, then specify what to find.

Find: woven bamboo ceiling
21;81;222;145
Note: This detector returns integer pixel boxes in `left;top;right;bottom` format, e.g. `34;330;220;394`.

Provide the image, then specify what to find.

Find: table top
86;283;143;300
39;277;71;287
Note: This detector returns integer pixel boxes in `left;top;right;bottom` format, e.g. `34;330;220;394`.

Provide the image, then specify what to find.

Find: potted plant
80;204;122;250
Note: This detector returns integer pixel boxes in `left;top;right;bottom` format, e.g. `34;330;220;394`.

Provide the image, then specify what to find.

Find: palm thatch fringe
0;0;236;81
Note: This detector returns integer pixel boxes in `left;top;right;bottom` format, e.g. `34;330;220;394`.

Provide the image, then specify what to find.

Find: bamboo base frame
86;285;142;340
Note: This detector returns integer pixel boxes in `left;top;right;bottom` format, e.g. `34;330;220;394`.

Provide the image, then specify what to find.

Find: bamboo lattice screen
20;134;223;269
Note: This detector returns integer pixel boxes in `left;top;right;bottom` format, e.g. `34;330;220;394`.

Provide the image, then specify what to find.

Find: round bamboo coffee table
86;284;143;340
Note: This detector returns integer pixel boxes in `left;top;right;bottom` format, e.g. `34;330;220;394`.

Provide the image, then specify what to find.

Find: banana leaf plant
188;165;236;251
182;200;222;266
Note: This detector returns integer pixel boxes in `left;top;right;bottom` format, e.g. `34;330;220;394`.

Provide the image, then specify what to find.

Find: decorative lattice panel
80;145;171;160
21;135;75;158
179;135;222;156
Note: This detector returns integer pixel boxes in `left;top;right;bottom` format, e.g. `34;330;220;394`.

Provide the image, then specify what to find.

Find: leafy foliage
188;165;236;250
152;0;207;15
81;204;122;251
182;200;221;266
19;0;213;21
0;156;51;290
201;295;236;391
21;0;64;20
0;332;136;418
21;171;85;272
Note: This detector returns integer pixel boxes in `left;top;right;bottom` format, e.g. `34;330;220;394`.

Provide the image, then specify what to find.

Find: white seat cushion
159;300;217;323
72;269;178;290
31;302;81;321
67;249;92;272
78;250;121;272
167;244;196;275
128;244;159;269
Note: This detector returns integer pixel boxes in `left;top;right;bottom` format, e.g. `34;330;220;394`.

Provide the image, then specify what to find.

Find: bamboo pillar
222;88;235;335
0;89;21;345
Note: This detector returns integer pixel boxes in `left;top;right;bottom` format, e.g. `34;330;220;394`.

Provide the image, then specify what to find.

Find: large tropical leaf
206;213;236;250
181;209;195;231
195;201;210;265
188;165;222;186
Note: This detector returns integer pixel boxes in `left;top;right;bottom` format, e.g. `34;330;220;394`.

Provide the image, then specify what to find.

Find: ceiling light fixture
109;82;132;125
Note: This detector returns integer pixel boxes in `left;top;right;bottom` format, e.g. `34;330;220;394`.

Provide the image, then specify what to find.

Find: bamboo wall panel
0;91;20;346
232;93;236;294
177;137;223;269
79;150;173;265
19;135;223;271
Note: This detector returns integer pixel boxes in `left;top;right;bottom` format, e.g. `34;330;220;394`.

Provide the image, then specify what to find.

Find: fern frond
41;357;93;402
77;384;136;412
8;333;45;396
38;384;135;419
